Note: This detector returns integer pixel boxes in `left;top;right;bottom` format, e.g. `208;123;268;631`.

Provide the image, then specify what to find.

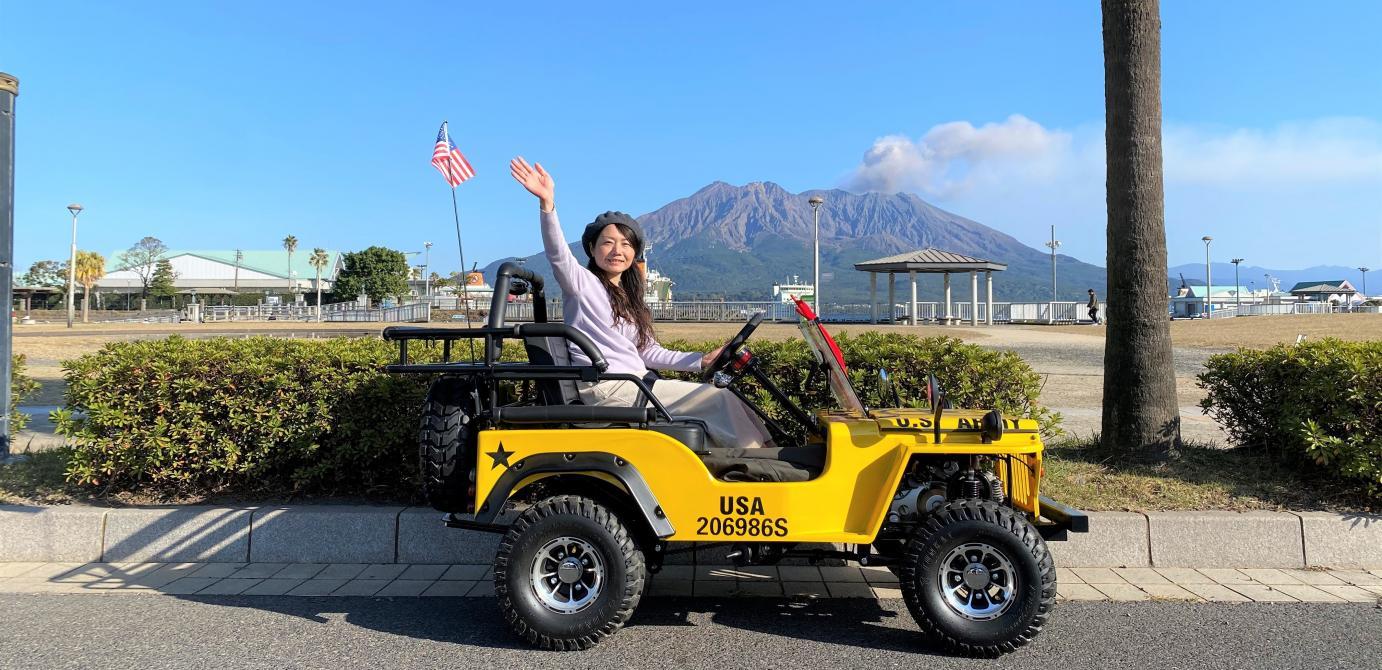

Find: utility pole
1359;266;1370;300
1044;225;1061;306
233;249;242;293
0;72;17;460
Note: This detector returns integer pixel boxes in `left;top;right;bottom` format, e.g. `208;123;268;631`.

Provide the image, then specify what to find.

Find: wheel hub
937;542;1018;621
557;557;583;584
962;563;991;590
530;536;605;614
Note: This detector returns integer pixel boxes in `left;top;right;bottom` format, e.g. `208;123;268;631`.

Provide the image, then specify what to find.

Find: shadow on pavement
178;594;942;655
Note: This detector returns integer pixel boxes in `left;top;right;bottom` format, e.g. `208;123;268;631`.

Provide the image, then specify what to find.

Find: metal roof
853;248;1007;273
1288;280;1353;293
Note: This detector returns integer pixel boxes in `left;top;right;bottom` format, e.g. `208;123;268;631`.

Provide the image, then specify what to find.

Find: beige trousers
579;379;773;449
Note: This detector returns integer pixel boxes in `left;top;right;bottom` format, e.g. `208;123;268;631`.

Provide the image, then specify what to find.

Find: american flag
431;121;476;187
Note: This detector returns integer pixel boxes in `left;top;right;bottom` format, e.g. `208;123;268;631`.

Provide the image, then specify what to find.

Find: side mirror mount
981;409;1005;444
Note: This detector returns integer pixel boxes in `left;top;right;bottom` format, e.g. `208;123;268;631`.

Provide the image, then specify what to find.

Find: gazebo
854;249;1007;326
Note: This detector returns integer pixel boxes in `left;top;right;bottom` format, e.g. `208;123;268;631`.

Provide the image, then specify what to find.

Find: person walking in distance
1087;289;1100;324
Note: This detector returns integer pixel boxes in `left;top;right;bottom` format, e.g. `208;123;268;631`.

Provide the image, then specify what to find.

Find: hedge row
1198;338;1381;492
56;333;1056;496
11;354;40;436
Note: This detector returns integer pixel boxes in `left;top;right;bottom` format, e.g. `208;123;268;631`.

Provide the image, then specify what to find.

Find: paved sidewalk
2;562;1380;603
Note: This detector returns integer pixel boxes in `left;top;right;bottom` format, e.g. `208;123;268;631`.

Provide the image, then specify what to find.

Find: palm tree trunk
81;287;89;323
1100;0;1181;460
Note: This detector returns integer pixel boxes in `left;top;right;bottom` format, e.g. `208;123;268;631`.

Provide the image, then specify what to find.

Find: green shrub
57;336;436;496
57;331;1056;497
11;354;40;436
1198;338;1382;493
663;331;1059;441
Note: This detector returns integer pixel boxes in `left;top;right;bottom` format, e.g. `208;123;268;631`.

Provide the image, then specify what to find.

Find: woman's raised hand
510;157;555;211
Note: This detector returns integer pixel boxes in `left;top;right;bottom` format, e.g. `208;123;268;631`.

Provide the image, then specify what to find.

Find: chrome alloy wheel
530;536;605;614
937;542;1017;621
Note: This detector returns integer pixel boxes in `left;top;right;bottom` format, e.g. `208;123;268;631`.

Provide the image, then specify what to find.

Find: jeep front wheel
898;499;1056;657
494;495;646;650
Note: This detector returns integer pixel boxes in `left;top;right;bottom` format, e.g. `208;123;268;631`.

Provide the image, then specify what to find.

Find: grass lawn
4;442;1373;513
1042;439;1374;513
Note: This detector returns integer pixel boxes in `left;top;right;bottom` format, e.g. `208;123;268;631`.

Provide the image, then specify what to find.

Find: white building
98;250;343;303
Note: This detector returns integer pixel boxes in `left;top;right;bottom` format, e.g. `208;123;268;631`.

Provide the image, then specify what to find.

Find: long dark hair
585;223;655;349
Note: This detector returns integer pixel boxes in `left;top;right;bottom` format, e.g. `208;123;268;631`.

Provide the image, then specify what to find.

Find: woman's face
592;224;636;279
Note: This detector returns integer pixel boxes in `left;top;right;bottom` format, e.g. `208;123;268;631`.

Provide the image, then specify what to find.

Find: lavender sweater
541;210;702;376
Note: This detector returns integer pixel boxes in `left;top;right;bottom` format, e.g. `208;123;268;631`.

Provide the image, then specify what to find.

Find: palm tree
1100;0;1181;460
73;251;106;323
309;248;330;322
283;235;298;299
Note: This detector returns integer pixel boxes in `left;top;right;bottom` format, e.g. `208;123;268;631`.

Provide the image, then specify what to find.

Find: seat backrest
523;336;583;405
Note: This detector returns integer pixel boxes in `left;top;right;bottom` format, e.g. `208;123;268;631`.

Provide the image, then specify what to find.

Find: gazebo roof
854;248;1007;273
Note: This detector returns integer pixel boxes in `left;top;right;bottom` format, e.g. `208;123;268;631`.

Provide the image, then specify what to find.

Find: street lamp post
1359;267;1370;300
1044;225;1061;321
808;196;824;317
66;204;83;328
1231;258;1244;310
1201;236;1213;317
423;241;433;299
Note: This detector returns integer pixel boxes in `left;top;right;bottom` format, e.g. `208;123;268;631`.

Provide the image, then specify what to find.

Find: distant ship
772;275;815;304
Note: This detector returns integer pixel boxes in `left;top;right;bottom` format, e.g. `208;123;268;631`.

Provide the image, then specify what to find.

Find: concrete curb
2;505;1379;569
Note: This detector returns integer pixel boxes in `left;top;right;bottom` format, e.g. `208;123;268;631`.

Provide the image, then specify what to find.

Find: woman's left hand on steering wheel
700;344;726;371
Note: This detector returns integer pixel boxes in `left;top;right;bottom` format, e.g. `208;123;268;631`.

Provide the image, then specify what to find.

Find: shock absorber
959;470;983;498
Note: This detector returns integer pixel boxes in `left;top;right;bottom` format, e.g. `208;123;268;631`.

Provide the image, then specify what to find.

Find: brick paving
0;562;1379;603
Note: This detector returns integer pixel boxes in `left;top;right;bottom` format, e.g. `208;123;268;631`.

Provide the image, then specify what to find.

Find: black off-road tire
419;377;477;513
898;499;1056;657
495;495;646;651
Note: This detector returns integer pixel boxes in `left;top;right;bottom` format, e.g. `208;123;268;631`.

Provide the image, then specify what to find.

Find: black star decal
487;443;512;469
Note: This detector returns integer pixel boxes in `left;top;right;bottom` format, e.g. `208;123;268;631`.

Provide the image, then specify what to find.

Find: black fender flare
475;452;675;538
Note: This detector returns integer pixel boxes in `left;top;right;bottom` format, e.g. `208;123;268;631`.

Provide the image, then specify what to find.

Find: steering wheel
700;312;765;382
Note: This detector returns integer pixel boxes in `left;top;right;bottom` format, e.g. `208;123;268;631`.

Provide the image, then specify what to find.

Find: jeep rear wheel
495;495;646;650
419;377;478;513
898;499;1055;657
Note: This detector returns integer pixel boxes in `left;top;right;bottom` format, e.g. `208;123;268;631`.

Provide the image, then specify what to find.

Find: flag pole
450;185;472;328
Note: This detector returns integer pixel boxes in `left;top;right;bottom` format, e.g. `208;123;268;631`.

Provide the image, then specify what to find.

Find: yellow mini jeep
385;263;1086;657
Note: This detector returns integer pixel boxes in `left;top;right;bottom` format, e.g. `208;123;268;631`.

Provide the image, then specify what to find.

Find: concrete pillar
869;273;877;324
887;272;895;324
909;270;918;326
943;273;952;325
970;271;979;326
985;271;994;326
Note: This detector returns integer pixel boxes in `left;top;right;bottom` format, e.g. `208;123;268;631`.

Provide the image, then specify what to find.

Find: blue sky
4;1;1379;277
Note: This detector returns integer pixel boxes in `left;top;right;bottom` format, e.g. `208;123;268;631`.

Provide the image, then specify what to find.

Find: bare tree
1100;0;1181;460
116;237;168;300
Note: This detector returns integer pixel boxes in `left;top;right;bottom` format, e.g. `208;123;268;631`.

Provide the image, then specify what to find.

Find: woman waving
509;156;772;450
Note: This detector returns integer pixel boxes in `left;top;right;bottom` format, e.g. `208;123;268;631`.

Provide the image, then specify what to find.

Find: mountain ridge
484;181;1109;302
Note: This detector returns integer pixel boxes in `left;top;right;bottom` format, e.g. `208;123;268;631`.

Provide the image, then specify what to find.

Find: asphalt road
2;595;1377;669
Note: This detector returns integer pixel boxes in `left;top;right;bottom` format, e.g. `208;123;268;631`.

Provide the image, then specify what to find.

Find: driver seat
697;445;826;483
522;335;710;451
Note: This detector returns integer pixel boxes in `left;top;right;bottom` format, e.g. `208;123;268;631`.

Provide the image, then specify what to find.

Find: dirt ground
12;316;1379;447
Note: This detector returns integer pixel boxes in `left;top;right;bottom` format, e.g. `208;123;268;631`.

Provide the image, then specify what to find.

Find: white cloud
843;116;1382;268
847;114;1071;197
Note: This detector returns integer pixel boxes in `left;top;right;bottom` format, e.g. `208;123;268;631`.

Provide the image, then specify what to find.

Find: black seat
523;336;583;405
697;445;826;483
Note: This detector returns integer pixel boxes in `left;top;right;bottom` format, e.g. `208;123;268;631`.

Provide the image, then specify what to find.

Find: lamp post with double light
423;241;433;299
1201;236;1213;317
65;204;83;328
809;196;824;317
1359;267;1370;301
1231;258;1244;310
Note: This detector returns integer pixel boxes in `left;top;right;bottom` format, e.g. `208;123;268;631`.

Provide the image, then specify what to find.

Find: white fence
324;302;431;323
